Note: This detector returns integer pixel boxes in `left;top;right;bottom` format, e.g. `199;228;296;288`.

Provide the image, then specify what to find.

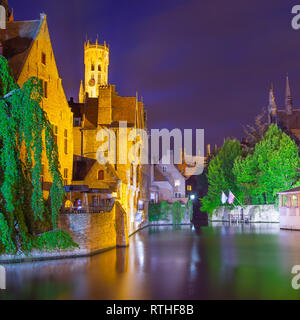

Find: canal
1;223;300;300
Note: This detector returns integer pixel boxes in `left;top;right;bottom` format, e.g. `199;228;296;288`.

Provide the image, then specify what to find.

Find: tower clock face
88;78;95;87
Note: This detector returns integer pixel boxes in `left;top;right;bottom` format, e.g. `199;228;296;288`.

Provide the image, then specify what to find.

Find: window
98;65;101;71
63;168;68;186
292;195;298;207
41;52;46;65
162;166;167;173
282;195;288;207
74;118;81;127
175;180;180;187
54;125;58;145
91;64;95;71
138;200;144;210
98;170;104;180
175;193;181;198
43;81;48;98
41;164;44;187
187;185;192;191
64;129;68;155
130;164;134;184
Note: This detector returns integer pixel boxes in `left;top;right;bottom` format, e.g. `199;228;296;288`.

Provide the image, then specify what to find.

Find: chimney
206;144;211;156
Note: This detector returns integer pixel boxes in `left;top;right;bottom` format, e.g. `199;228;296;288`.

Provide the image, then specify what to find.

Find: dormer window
41;52;46;65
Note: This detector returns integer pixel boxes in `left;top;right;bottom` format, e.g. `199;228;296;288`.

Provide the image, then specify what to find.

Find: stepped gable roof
0;20;41;79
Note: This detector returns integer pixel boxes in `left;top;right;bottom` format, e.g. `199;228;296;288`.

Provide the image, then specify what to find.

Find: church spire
285;74;293;115
269;83;277;114
268;83;277;125
79;80;84;103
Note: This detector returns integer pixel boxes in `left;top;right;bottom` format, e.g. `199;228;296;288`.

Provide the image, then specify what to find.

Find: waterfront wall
211;205;279;223
149;202;192;225
58;201;134;255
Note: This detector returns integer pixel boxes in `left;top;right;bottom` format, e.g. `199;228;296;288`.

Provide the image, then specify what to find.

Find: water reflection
1;223;300;299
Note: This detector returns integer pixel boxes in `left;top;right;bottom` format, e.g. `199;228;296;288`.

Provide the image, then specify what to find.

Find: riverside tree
0;56;77;254
201;138;242;214
233;124;300;205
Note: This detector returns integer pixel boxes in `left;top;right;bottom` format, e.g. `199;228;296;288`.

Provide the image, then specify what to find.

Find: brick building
68;40;149;235
0;7;74;196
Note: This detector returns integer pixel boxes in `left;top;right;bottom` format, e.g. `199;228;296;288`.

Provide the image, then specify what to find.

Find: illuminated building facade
69;40;149;235
0;10;74;196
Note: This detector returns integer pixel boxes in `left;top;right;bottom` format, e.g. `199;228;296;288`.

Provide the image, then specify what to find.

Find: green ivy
148;201;192;224
33;230;79;251
0;56;76;254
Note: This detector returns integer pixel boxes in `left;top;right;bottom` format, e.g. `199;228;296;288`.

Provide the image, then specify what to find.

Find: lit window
282;196;288;207
98;170;104;180
175;180;180;187
41;52;46;65
63;168;68;186
292;195;298;207
187;185;192;191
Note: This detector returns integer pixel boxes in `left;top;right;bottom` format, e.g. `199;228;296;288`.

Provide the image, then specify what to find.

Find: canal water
1;223;300;300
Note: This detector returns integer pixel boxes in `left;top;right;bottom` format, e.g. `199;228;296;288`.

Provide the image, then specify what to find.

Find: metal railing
61;198;115;214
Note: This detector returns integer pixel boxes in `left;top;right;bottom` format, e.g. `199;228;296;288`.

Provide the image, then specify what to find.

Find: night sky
11;0;300;147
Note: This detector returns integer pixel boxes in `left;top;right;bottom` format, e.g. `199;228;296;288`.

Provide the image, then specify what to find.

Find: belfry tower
79;39;109;102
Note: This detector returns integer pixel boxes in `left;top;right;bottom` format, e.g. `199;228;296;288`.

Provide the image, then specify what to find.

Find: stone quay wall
58;212;117;255
211;205;279;223
58;201;132;256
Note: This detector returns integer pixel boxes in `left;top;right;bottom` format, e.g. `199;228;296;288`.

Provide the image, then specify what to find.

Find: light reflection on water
1;223;300;299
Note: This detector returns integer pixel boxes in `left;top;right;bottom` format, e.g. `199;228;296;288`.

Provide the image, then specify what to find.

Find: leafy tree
233;124;300;204
0;56;76;254
201;138;242;214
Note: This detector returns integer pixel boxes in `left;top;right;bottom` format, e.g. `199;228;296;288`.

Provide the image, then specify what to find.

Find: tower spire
79;80;84;103
268;83;277;125
285;74;293;115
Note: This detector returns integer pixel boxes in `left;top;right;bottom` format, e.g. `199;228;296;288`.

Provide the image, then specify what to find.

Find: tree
233;124;300;204
0;56;77;254
243;108;269;152
201;138;242;214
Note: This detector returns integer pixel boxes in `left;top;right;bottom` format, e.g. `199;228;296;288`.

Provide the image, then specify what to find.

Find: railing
61;198;115;214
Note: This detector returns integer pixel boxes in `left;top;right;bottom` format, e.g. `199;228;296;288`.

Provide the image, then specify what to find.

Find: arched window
98;170;104;180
